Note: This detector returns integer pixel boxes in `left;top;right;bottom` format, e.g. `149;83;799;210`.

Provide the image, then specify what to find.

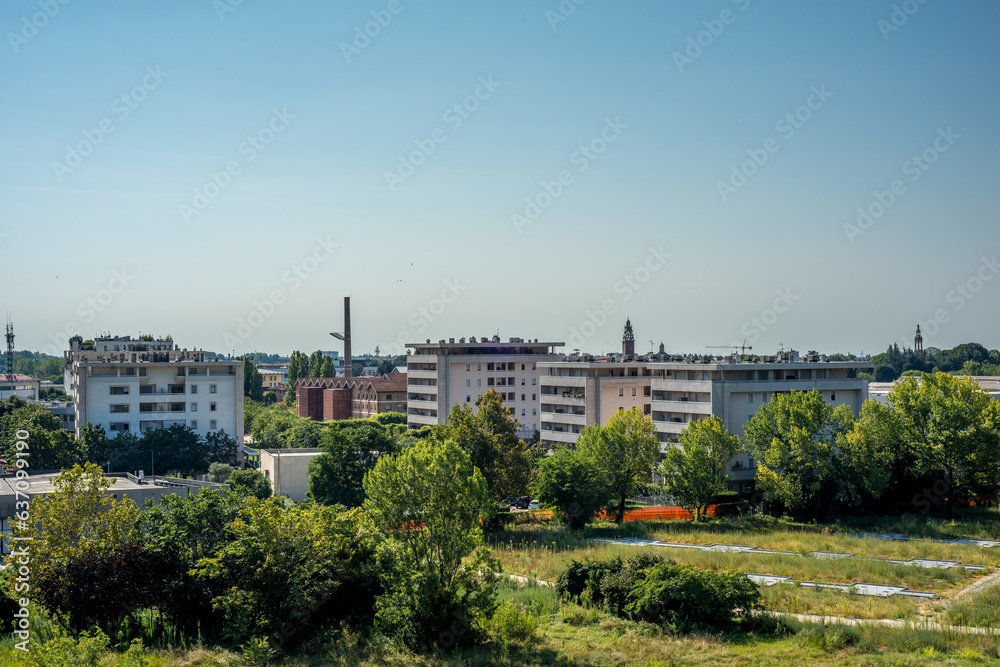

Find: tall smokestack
343;297;352;378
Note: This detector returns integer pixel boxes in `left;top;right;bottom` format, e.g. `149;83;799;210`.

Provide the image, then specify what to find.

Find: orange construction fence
524;504;741;523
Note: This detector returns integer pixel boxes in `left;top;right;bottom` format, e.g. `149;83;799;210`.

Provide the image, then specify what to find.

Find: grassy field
487;511;1000;622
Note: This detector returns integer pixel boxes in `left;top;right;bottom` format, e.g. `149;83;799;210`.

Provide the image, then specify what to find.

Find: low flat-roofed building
0;471;228;556
0;373;40;401
869;376;1000;404
257;448;322;502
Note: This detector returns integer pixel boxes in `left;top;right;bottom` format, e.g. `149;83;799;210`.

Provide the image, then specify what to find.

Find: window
532;408;537;416
191;384;198;394
210;384;217;394
619;388;624;396
487;378;494;386
748;393;754;403
109;386;129;395
631;388;636;397
532;393;536;400
521;364;525;371
466;395;471;403
191;403;198;412
762;393;768;403
210;402;217;412
487;362;494;371
532;363;536;370
477;379;482;387
110;404;129;413
521;378;525;385
109;422;130;432
465;379;471;387
508;392;515;400
521;409;526;416
508;377;514;386
831;392;836;401
386;394;392;400
466;364;470;371
209;420;217;429
477;364;481;371
521;394;525;401
191;420;197;429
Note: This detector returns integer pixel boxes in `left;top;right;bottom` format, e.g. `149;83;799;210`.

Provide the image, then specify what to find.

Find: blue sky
3;0;998;358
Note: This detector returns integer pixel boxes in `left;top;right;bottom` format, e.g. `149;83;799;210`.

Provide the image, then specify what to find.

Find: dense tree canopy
363;438;498;651
744;390;892;523
438;389;535;505
888;373;1000;519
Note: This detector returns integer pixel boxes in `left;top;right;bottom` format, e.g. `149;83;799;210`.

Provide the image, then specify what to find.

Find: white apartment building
406;336;564;438
539;349;871;489
64;336;244;446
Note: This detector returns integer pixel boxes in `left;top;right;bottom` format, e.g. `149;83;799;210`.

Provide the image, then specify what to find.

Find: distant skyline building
405;336;564;438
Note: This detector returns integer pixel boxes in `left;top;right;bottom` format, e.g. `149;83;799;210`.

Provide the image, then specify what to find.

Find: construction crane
706;340;753;360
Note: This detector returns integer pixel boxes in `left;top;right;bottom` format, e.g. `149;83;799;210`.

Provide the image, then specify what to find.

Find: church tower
622;319;635;357
914;324;923;352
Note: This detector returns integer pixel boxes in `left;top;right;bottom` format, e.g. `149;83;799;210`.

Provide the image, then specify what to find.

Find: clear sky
3;0;998;358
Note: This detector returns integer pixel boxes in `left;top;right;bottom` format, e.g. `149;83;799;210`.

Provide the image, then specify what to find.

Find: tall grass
947;583;1000;628
489;532;986;593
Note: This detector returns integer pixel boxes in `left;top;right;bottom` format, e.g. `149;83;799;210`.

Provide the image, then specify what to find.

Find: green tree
363;438;498;651
309;422;396;507
9;464;139;601
205;429;237;465
533;447;608;529
320;355;336;378
660;416;739;522
0;399;83;470
439;388;534;506
888;373;1000;519
576;407;660;524
79;422;107;464
240;357;265;402
138;487;249;639
207;462;234;483
744;390;889;523
192;501;381;649
141;423;207;476
285;351;308;404
228;468;272;500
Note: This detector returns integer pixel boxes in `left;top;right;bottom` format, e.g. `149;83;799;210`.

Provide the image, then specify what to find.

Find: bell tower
914;324;923;352
622;319;635;357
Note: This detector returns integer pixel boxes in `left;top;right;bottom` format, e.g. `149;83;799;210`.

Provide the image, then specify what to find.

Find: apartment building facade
539;351;872;489
64;336;244;445
406;336;564;438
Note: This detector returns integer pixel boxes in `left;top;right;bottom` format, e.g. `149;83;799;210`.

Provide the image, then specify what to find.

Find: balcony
539;430;580;445
541;411;586;426
540;393;585;406
139;385;186;395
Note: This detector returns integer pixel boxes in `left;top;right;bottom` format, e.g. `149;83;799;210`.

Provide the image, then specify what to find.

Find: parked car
510;496;531;510
527;499;540;510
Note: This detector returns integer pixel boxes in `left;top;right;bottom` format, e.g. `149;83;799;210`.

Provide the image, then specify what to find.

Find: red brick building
295;371;406;421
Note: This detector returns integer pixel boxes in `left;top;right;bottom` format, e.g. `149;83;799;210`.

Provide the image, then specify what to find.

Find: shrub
488;600;539;645
625;562;761;632
557;552;671;616
23;629;108;667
